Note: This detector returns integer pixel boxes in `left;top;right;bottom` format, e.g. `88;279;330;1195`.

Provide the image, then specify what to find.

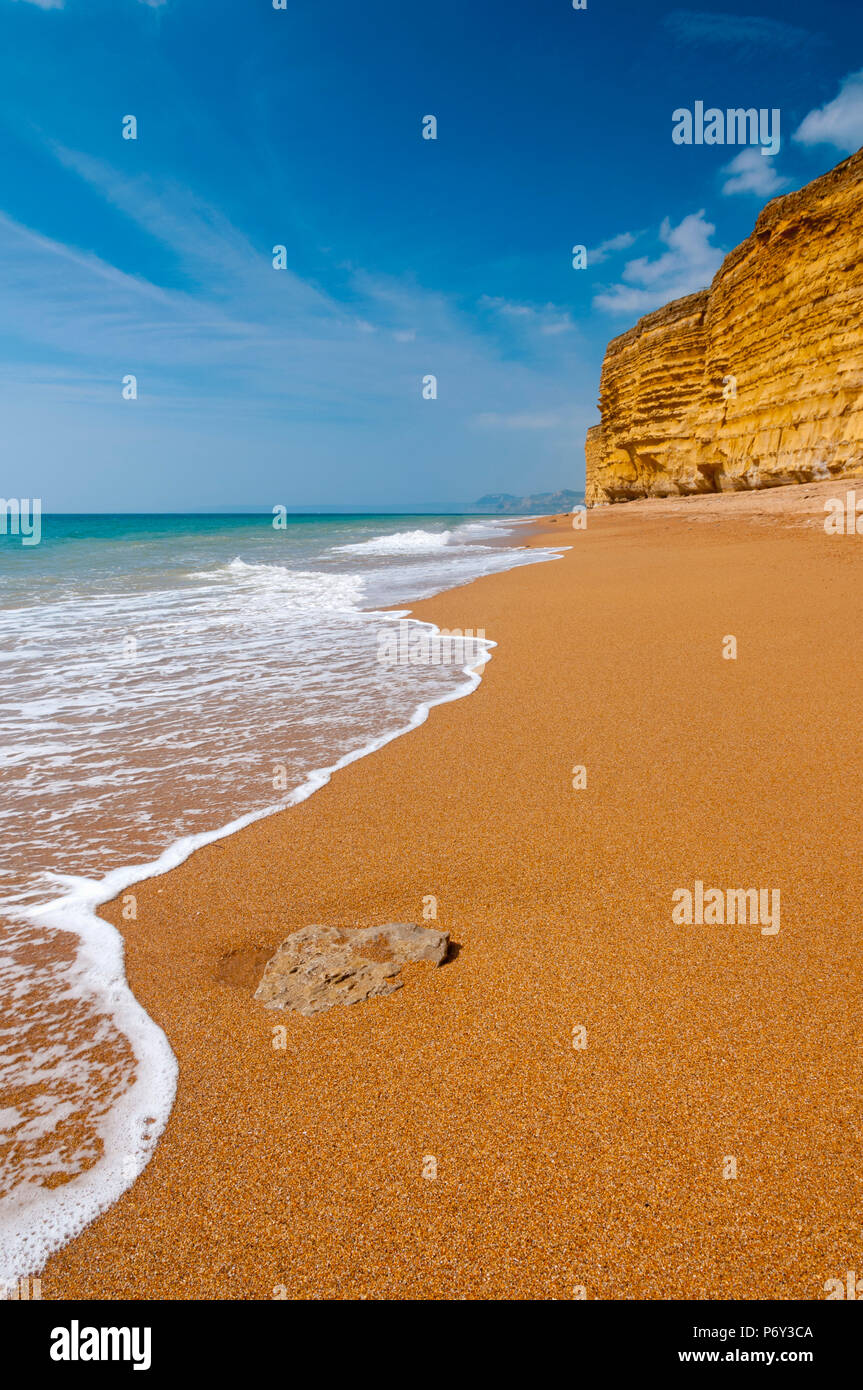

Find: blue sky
1;0;861;510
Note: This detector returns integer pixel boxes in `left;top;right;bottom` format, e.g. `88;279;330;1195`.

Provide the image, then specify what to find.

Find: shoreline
40;485;863;1298
2;518;561;1284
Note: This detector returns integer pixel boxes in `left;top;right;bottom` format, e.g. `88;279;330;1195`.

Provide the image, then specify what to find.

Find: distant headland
475;489;584;514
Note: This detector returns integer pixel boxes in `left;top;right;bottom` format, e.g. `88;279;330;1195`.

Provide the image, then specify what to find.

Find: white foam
186;560;367;611
0;520;564;1281
451;521;513;540
0;613;502;1283
333;527;487;555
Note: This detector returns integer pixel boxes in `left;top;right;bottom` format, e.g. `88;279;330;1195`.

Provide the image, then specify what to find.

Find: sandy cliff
586;148;863;504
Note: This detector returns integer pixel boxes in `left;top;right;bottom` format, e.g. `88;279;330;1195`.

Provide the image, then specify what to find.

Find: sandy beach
40;481;863;1300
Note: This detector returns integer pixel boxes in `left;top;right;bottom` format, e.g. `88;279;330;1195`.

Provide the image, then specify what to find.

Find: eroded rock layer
586;148;863;504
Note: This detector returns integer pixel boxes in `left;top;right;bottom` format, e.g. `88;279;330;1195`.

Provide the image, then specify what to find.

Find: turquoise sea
0;511;562;1280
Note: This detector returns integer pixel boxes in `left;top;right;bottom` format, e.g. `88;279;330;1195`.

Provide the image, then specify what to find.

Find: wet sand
42;481;863;1299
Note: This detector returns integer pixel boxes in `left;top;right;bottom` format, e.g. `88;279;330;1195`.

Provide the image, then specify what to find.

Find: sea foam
0;514;561;1279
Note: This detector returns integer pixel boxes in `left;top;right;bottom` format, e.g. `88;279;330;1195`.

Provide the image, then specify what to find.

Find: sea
0;512;563;1281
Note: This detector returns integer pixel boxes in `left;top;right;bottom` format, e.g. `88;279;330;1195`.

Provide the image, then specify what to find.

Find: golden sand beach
41;481;863;1300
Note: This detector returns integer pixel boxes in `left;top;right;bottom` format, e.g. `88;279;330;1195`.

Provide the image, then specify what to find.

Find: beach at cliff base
36;483;863;1300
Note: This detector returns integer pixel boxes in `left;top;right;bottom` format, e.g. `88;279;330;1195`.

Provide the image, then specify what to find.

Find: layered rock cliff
586;148;863;504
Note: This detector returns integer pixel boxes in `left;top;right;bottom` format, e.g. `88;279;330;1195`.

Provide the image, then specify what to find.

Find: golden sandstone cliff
585;148;863;504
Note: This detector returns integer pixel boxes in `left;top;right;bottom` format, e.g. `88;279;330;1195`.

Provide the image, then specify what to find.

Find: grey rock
254;922;450;1017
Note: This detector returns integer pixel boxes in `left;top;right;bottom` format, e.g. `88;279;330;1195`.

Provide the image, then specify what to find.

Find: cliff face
586;148;863;504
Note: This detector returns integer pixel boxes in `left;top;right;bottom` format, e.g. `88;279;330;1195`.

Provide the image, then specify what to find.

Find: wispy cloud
478;295;574;335
593;210;723;317
794;69;863;153
0;143;593;488
473;410;566;430
12;0;164;6
664;9;824;54
587;231;640;266
721;147;790;196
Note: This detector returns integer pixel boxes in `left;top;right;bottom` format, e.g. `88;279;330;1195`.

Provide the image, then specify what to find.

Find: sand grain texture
42;484;863;1299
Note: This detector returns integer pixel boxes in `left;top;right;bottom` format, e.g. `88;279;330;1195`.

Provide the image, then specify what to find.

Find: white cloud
480;296;533;319
0;142;596;498
478;295;574;335
721;148;790;197
11;0;165;7
587;231;639;265
664;9;821;53
794;69;863;154
593;210;723;316
539;318;572;336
